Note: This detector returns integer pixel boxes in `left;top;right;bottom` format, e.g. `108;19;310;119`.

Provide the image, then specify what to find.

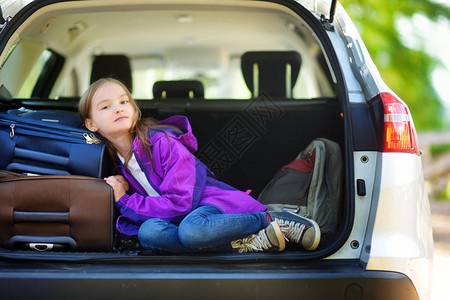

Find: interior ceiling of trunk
20;3;316;59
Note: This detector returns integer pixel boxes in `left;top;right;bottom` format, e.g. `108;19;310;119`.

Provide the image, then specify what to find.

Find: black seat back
90;55;133;92
241;51;301;98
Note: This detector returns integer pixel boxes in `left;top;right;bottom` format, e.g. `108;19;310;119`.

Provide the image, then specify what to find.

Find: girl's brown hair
78;78;178;169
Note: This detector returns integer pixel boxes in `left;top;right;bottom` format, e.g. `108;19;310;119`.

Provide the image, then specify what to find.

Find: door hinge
321;0;337;32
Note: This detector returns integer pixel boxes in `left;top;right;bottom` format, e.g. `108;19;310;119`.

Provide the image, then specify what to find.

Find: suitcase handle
29;243;66;252
14;147;69;168
7;235;78;251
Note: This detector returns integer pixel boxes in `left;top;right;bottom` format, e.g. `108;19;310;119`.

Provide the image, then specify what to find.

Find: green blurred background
341;0;450;130
341;0;450;200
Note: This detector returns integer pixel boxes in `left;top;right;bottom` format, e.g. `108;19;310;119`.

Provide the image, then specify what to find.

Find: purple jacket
114;115;266;236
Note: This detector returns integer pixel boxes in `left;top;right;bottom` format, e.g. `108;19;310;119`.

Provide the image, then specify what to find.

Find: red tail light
381;92;419;154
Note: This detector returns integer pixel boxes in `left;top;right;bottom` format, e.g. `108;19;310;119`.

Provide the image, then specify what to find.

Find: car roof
4;1;329;63
1;0;337;21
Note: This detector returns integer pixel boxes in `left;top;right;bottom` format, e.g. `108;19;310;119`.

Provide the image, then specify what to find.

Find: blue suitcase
0;109;109;177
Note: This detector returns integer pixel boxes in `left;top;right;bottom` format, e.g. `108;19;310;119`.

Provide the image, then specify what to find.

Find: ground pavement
430;200;450;300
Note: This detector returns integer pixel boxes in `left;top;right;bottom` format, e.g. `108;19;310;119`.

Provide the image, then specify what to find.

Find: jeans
138;206;269;253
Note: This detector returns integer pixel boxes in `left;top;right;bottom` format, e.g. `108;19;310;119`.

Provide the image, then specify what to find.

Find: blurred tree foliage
340;0;450;130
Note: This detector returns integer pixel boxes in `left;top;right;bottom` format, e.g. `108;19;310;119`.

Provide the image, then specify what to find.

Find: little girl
78;78;320;253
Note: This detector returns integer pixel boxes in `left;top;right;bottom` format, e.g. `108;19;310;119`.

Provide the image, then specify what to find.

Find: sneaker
268;211;320;251
231;221;286;253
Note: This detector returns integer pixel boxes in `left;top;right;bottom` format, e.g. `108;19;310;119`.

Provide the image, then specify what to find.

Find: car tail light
381;92;419;154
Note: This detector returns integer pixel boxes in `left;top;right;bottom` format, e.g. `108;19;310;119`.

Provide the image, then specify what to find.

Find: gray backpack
258;138;343;246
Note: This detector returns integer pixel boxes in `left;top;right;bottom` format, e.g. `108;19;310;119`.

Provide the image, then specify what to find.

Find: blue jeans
138;206;269;253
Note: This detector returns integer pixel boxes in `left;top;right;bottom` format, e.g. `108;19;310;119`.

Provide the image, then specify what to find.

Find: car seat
241;51;301;98
90;55;133;93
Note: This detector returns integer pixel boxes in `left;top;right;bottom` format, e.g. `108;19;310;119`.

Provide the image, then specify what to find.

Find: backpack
258;138;343;246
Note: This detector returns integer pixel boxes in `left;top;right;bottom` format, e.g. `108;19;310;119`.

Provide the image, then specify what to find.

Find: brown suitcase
0;170;113;252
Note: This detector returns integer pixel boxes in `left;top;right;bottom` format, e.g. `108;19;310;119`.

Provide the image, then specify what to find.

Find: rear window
1;4;335;100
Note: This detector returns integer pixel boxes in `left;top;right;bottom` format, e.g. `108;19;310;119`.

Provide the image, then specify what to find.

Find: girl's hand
104;175;129;202
112;175;129;191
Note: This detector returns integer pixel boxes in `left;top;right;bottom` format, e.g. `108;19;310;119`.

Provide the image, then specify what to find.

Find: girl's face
84;81;136;142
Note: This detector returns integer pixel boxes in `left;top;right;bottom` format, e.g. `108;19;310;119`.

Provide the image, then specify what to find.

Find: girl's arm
114;135;205;224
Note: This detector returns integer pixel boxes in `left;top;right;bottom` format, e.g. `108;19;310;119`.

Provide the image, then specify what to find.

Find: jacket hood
154;115;198;153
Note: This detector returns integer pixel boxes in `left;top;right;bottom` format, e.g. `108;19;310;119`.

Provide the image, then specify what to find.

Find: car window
1;4;336;100
131;56;251;99
17;49;52;98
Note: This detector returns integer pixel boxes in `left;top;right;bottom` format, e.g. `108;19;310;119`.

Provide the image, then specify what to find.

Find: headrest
153;80;204;99
90;55;133;92
241;51;301;98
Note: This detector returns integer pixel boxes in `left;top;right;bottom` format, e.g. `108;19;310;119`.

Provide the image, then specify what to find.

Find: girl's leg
178;206;269;250
138;218;194;253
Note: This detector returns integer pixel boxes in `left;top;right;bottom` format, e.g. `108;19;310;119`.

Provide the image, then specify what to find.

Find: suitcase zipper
83;133;101;144
1;119;103;145
9;124;14;138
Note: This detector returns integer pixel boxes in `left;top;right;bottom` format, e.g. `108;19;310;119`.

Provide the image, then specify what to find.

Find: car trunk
0;0;353;261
